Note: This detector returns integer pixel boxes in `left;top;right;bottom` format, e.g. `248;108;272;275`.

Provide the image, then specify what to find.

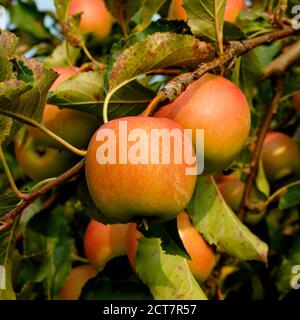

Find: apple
14;129;78;181
59;265;97;300
84;220;129;270
126;211;216;283
292;92;300;115
262;131;300;182
154;73;250;174
68;0;113;39
85;116;197;224
217;174;245;212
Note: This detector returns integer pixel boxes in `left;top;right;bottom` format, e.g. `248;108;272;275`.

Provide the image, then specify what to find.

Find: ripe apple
15;129;78;181
168;0;245;23
59;265;97;300
224;0;245;22
262;132;300;182
68;0;113;39
85;116;197;224
154;73;250;174
28;67;99;150
126;211;216;283
84;220;129;270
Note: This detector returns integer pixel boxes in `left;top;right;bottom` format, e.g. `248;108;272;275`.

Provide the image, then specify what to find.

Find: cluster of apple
59;212;216;300
13;0;300;299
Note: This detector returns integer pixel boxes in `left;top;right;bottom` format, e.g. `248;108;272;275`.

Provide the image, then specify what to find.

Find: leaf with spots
108;32;214;91
136;237;207;300
187;176;268;263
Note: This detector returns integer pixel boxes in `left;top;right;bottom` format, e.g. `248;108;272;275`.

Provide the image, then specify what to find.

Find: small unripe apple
29;67;99;149
262;132;300;182
168;0;245;23
59;265;97;300
68;0;113;39
85;116;197;224
155;73;250;174
218;174;245;212
126;211;216;283
84;220;129;270
15;129;78;181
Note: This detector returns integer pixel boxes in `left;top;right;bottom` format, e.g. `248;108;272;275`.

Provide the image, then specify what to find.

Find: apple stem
142;96;165;117
0;109;87;157
258;180;300;211
0;146;30;201
82;43;106;70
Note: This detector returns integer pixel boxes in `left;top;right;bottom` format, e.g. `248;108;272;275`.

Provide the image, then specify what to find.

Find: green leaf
279;184;300;209
44;41;80;68
54;0;71;22
255;160;270;197
276;238;300;298
0;57;57;142
48;70;154;118
0;115;12;146
136;237;207;300
0;223;17;300
10;2;51;40
22;208;73;299
63;13;84;48
133;0;167;32
183;0;226;52
143;220;190;259
187;176;268;263
108;32;214;91
0;30;18;82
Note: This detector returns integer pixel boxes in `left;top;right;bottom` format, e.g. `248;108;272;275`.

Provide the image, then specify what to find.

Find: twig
257;180;300;212
262;40;300;80
0;146;29;200
0;159;85;228
0;109;87;157
238;77;283;220
144;26;300;116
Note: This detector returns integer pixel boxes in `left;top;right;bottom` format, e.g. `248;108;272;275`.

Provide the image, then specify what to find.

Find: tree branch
262;40;300;80
0;158;85;229
144;26;300;116
238;77;283;220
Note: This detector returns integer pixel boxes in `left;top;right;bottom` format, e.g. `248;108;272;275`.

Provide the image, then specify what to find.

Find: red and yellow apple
85;116;197;224
59;265;97;300
126;211;216;283
155;73;250;174
69;0;113;39
84;220;129;270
